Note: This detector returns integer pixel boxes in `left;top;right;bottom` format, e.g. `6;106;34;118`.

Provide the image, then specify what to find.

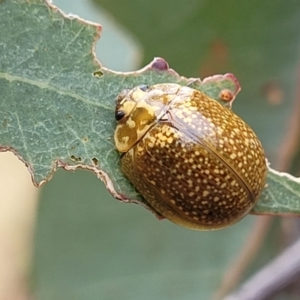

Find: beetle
114;83;267;230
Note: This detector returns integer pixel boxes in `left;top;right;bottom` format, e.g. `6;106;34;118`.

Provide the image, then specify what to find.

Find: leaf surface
1;0;300;216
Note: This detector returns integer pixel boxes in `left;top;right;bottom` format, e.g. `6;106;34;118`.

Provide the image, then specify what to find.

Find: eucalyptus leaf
0;0;300;218
253;168;300;215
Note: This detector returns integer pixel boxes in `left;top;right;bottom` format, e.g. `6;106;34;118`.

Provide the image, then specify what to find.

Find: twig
223;237;300;300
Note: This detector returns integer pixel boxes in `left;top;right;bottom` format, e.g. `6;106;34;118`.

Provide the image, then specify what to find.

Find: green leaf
253;168;300;215
0;0;240;208
1;1;300;218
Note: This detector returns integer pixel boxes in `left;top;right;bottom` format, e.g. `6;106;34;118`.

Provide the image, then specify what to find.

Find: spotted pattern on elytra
114;83;267;231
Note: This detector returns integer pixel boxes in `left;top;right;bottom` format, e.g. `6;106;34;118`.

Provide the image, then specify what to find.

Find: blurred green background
34;1;300;299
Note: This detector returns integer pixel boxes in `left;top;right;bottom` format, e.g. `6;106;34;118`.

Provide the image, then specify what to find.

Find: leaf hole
92;157;99;166
70;155;82;162
93;70;103;78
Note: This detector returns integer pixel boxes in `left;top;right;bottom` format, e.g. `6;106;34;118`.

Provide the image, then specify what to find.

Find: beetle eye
139;84;149;92
115;110;126;121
